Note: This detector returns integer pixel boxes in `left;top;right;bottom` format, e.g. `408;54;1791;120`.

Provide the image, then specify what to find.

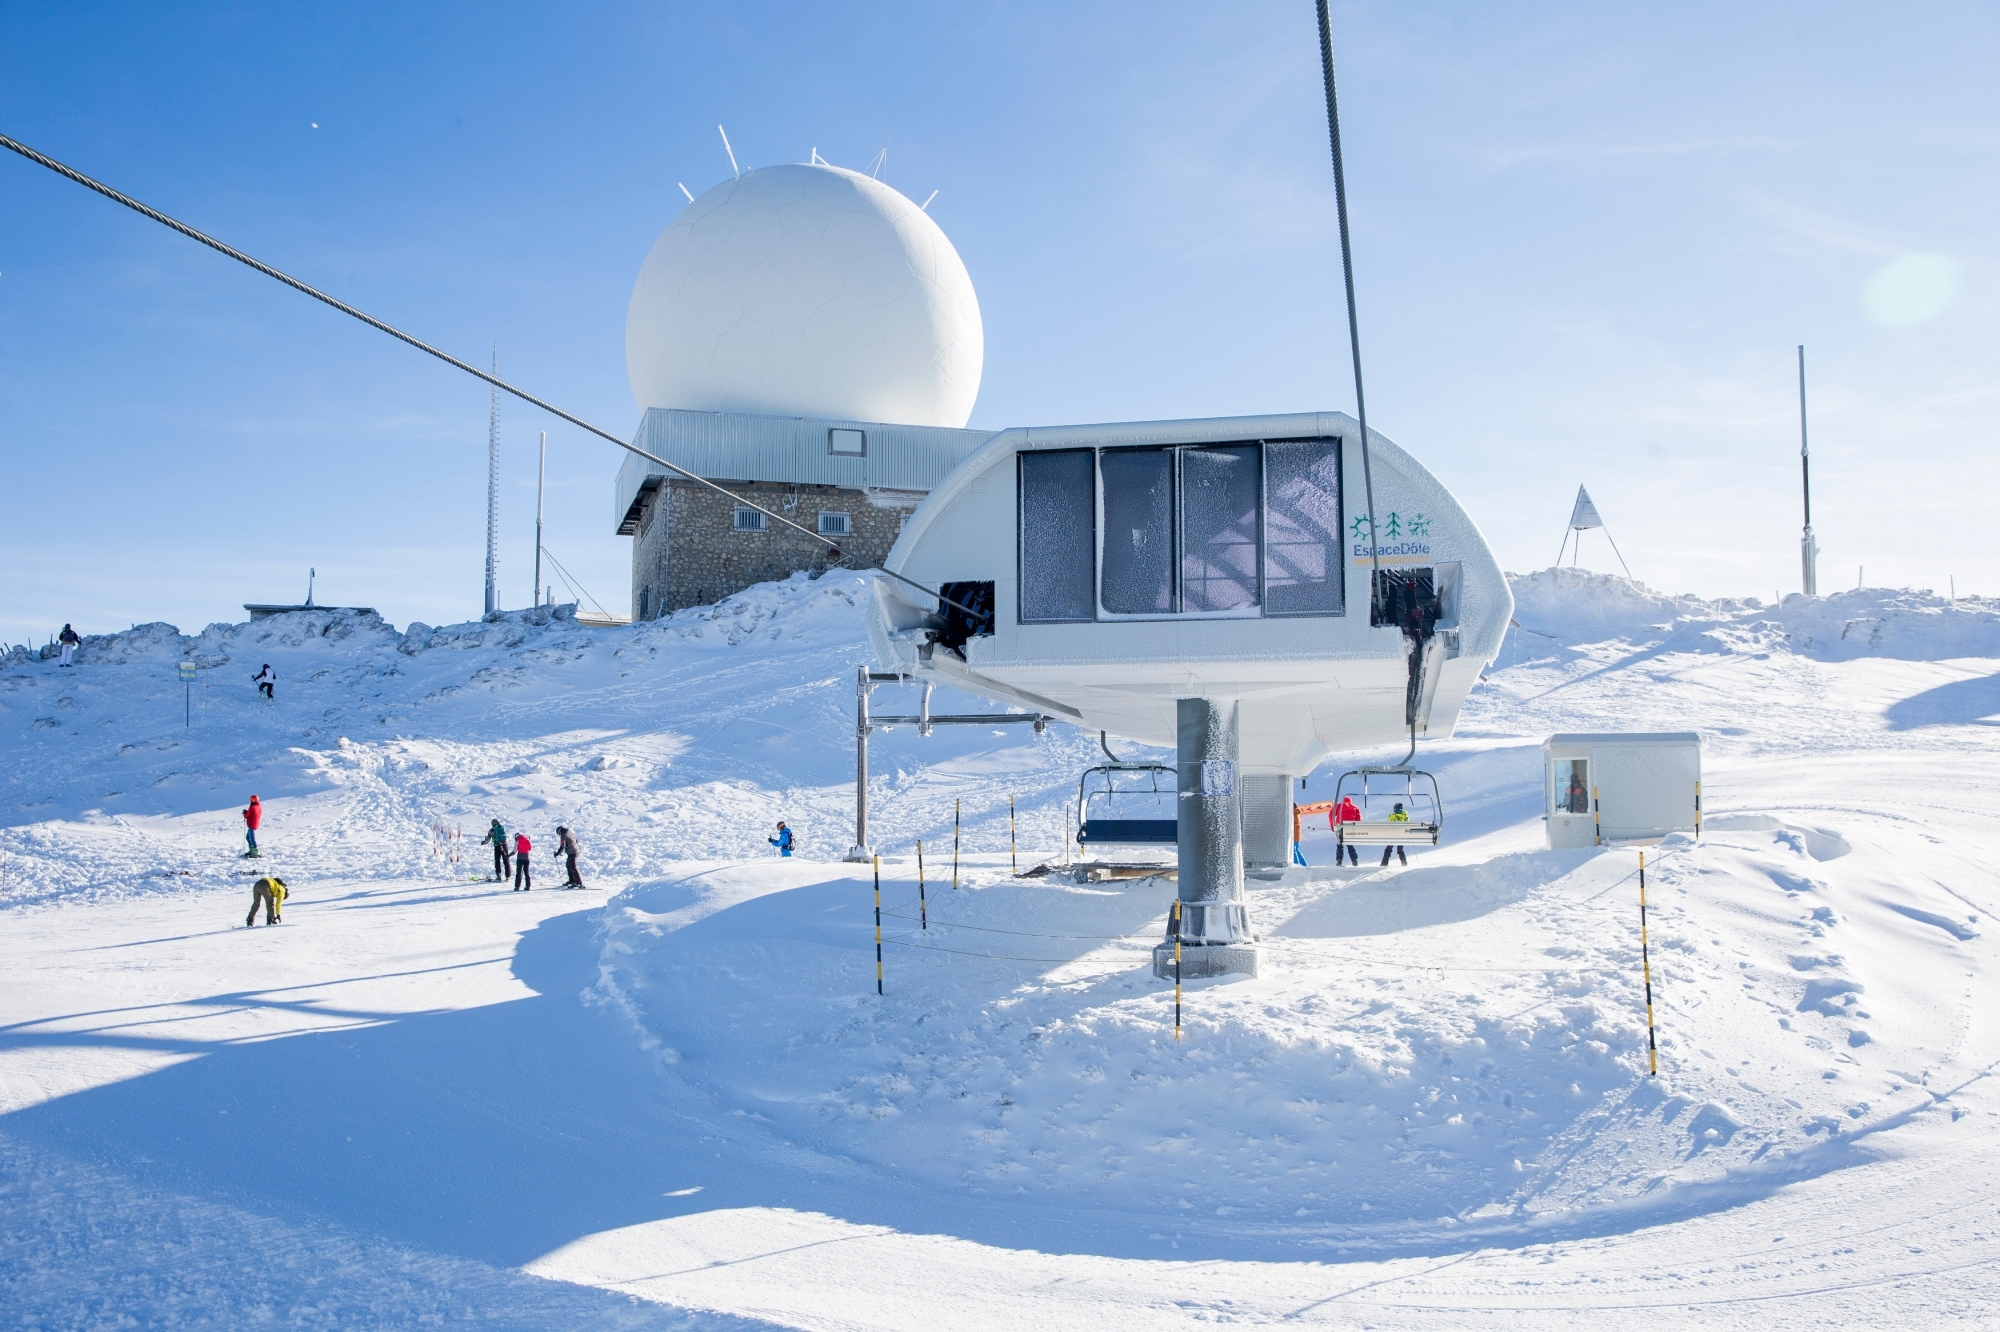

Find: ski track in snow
1;569;1997;1327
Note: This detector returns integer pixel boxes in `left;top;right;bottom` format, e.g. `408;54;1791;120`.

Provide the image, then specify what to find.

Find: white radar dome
626;162;983;427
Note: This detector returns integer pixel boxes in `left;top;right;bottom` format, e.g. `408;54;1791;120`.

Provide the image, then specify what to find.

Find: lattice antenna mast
484;343;500;616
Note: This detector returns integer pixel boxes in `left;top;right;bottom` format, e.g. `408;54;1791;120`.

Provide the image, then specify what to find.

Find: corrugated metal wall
615;409;992;528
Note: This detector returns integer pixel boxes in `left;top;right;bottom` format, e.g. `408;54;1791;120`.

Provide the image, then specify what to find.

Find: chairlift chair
1332;764;1443;850
1076;733;1176;850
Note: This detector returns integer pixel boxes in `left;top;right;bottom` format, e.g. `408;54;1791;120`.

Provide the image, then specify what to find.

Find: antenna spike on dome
718;125;740;179
920;189;938;212
870;147;887;178
677;181;694;202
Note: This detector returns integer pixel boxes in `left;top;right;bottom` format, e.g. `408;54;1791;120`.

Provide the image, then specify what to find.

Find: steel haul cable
0;131;987;623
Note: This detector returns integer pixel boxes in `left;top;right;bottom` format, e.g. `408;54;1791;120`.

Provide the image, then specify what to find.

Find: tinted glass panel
1099;449;1175;614
1559;759;1590;814
1179;445;1260;612
1263;437;1343;616
1018;450;1096;622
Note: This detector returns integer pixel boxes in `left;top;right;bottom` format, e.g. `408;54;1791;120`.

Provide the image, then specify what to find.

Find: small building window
733;506;767;532
817;511;852;537
829;428;866;456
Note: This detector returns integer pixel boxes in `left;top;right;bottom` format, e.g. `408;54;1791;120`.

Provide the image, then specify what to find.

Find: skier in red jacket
242;795;263;858
512;832;532;891
1334;796;1361;866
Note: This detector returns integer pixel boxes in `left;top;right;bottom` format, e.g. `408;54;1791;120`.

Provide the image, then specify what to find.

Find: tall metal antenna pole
484;344;500;616
534;429;547;607
1315;1;1383;611
1798;344;1817;597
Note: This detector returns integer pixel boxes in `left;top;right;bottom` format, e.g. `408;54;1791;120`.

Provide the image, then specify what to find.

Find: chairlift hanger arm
0;131;992;622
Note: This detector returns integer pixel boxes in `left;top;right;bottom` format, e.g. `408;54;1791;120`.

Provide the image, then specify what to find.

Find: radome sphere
625;163;983;427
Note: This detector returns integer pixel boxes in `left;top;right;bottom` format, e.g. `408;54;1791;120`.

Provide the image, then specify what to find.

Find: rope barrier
1258;937;1617;976
877;910;1151;942
881;936;1144;968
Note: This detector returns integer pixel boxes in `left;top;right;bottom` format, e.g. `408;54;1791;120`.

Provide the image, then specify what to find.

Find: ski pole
873;855;884;996
917;839;927;930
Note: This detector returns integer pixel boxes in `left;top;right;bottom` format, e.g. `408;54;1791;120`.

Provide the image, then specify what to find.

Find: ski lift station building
868;412;1514;973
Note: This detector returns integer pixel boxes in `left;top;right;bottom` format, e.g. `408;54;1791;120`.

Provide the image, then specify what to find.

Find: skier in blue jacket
768;821;793;857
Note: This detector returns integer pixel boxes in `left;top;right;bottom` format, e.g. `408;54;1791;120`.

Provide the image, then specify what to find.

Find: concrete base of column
1152;940;1260;980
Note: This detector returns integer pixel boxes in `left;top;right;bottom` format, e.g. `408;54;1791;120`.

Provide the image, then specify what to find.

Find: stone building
616;157;992;616
615;408;989;619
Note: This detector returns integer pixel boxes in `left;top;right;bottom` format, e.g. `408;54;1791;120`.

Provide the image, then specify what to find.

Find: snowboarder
484;819;512;882
242;795;263;857
768;820;793;858
557;826;584;888
57;623;79;668
252;663;276;700
1380;802;1410;867
1334;795;1362;866
513;831;532;890
246;875;287;926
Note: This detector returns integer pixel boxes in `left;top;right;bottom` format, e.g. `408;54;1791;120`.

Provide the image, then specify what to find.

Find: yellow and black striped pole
917;839;927;930
1171;899;1183;1042
873;854;884;996
1009;794;1018;875
953;799;960;889
1639;851;1658;1075
1593;784;1602;846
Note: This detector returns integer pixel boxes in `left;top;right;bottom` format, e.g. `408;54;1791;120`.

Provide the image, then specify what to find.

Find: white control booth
1544;732;1703;849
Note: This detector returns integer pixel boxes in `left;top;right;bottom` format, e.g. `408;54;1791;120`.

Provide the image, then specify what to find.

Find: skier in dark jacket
58;624;80;668
484;819;511;882
768;821;793;857
557;826;584;888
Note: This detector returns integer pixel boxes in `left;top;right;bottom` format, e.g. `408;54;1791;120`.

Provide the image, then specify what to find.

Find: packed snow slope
1;569;1996;1328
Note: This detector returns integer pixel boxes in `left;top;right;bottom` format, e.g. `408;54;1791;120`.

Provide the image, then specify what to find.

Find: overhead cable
0;131;984;621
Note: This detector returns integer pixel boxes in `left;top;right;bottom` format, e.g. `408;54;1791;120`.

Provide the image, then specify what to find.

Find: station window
733;506;767;532
1263;438;1344;616
818;511;852;537
1017;437;1341;624
1017;449;1096;622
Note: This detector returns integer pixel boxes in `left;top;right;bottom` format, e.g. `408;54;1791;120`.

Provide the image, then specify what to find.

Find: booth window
1018;449;1096;622
1558;758;1590;814
1263;438;1344;616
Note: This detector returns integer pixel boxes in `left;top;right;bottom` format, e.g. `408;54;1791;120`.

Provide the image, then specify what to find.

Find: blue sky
2;1;1993;644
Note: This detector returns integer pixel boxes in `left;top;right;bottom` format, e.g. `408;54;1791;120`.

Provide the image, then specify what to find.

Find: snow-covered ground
2;570;1996;1327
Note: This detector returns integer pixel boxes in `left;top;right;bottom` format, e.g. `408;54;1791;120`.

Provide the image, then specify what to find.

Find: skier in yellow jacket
1379;803;1411;868
246;876;287;927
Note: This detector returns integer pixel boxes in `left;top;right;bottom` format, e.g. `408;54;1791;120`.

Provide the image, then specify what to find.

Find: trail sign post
178;662;196;727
